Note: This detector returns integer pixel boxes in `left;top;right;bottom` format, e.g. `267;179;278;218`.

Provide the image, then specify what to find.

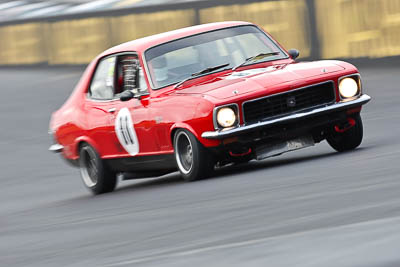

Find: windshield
145;25;287;89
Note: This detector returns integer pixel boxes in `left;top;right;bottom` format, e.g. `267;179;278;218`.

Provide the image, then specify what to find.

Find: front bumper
202;94;371;139
49;143;64;153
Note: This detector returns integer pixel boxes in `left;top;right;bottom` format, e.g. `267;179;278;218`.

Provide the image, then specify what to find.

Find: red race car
49;21;371;194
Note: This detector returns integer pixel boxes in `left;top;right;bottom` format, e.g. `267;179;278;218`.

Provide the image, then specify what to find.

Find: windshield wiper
232;52;280;71
174;63;230;89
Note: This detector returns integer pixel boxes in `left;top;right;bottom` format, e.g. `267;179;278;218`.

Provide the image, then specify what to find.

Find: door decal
115;108;139;156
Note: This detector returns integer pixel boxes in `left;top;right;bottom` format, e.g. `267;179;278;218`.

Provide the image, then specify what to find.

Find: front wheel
79;143;117;194
327;113;363;152
174;129;214;181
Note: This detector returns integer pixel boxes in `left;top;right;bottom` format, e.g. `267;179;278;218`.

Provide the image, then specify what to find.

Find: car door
106;54;158;158
84;56;121;158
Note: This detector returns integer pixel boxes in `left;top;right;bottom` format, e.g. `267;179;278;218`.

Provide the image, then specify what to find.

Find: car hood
174;61;345;100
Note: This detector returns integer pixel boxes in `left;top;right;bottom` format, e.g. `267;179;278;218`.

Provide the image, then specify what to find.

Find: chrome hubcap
175;132;193;174
182;144;193;169
80;148;98;187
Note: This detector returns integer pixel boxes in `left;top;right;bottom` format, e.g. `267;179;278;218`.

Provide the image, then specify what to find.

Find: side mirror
288;49;300;60
120;90;135;101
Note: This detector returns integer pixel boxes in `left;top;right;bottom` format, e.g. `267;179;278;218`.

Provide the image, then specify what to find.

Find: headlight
339;77;359;98
216;107;237;128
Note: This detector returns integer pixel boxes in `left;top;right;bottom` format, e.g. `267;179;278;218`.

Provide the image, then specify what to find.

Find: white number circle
115;107;139;156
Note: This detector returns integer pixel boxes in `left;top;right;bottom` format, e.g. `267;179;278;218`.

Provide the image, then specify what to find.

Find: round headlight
217;107;236;128
339;77;359;98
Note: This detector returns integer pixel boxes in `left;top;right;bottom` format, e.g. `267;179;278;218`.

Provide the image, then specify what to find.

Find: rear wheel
79;143;117;194
327;114;363;152
174;129;214;181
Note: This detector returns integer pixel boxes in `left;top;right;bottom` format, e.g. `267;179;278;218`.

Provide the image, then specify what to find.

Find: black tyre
174;129;214;181
327;114;363;152
79;143;117;194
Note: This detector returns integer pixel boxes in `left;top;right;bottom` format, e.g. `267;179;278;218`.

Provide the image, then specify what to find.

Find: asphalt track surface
1;64;399;267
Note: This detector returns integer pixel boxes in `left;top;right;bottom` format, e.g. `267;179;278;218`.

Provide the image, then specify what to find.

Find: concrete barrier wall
110;9;195;45
0;0;399;65
0;23;47;64
315;0;400;59
46;18;112;65
199;0;311;58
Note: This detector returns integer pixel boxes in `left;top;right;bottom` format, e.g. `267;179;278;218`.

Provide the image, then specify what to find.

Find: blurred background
0;0;399;65
1;1;400;267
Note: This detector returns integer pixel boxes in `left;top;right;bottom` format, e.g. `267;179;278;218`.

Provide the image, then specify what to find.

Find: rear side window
89;57;116;100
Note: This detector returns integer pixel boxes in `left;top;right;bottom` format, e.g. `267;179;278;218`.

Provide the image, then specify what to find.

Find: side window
89;57;116;100
115;55;149;96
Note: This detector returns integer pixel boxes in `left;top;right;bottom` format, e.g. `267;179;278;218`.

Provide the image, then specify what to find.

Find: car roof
100;21;253;57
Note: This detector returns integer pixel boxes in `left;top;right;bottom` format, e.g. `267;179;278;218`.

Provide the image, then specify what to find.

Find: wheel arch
74;136;103;159
170;123;198;145
169;123;220;148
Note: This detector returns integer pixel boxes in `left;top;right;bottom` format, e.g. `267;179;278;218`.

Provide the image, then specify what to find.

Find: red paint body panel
49;21;363;164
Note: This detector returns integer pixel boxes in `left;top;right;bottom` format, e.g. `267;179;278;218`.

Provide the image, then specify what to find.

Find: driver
151;55;169;86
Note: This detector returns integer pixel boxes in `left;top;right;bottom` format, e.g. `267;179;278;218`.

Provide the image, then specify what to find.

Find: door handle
108;108;116;113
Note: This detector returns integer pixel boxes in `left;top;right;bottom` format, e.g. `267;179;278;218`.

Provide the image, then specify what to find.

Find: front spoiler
201;94;371;139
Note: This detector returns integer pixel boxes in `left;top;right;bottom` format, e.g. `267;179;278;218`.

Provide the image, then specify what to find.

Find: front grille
243;81;335;124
